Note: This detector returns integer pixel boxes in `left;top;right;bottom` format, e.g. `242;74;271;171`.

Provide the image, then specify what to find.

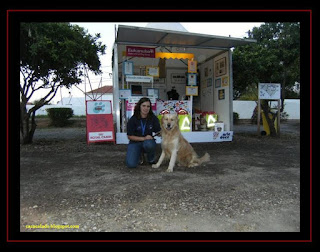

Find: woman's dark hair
133;97;154;120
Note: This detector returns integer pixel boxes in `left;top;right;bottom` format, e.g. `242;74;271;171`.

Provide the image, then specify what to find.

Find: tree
20;23;106;144
232;22;300;136
233;22;300;100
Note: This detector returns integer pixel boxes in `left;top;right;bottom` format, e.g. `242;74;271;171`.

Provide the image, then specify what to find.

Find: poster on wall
86;100;115;144
215;78;221;88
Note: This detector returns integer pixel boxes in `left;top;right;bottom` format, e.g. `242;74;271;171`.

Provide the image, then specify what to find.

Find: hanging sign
126;75;153;83
86;100;115;144
123;61;134;75
187;73;197;86
126;46;155;58
188;59;197;73
186;86;198;96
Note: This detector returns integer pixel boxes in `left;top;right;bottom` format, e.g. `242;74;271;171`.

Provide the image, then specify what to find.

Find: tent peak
145;22;188;32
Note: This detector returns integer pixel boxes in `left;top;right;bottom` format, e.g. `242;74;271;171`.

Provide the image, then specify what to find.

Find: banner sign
126;46;155;58
86;100;115;144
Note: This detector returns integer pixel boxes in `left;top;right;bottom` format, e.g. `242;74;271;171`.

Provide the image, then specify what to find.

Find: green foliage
46;108;74;127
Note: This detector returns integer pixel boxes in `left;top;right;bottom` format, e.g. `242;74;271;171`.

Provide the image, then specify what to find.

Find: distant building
85;85;113;103
292;82;300;96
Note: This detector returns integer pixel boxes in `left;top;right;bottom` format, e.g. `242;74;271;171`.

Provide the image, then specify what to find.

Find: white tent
112;24;256;143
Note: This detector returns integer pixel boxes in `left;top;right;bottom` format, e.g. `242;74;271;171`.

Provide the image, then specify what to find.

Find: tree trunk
20;103;37;144
261;101;278;137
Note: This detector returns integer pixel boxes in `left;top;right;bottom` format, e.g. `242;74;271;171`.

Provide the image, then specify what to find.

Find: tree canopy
20;23;106;104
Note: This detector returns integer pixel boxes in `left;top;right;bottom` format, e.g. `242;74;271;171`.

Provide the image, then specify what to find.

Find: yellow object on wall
156;52;194;60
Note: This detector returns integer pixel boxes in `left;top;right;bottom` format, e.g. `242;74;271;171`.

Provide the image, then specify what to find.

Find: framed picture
187;73;197;86
222;76;229;87
218;89;225;100
153;77;166;84
131;85;143;96
207;78;213;87
215;78;221;88
171;73;186;84
186;86;198;96
147;88;159;98
146;66;159;77
123;61;134;75
215;57;226;77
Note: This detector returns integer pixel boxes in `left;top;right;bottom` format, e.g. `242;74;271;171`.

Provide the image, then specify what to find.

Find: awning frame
116;25;257;50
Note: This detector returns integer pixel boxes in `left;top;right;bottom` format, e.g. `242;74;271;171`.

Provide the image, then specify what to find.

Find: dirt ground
20;119;300;233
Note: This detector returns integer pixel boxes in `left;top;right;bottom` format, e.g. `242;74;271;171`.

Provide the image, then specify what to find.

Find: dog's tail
198;152;210;164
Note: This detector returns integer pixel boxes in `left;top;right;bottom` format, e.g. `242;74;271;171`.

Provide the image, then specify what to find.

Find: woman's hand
127;135;153;142
144;135;153;140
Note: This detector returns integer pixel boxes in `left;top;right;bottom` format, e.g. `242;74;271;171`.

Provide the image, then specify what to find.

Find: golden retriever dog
152;113;210;172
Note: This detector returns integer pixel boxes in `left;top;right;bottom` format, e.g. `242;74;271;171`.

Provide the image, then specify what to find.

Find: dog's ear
161;115;165;125
175;113;179;123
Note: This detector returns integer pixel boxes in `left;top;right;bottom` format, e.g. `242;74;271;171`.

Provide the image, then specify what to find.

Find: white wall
199;58;214;112
27;97;300;120
212;52;231;130
27;94;113;116
233;99;300;119
280;99;300;119
26;104;86;116
233;101;256;119
199;51;232;130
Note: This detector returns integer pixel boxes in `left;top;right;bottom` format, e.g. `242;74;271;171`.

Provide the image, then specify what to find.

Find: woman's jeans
126;139;156;168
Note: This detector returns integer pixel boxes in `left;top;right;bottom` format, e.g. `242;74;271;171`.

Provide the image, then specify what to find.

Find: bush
233;112;239;124
46;108;74;127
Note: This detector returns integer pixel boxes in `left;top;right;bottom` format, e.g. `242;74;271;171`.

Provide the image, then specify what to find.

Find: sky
27;22;264;104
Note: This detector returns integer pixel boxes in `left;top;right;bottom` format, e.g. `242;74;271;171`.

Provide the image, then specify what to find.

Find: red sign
126;46;155;58
86;100;115;144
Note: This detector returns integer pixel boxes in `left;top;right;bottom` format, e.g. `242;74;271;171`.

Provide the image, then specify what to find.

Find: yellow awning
155;52;194;60
122;51;194;60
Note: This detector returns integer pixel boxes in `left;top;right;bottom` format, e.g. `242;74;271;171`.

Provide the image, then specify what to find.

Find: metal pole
112;43;121;134
277;99;281;136
229;49;234;131
257;98;261;136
